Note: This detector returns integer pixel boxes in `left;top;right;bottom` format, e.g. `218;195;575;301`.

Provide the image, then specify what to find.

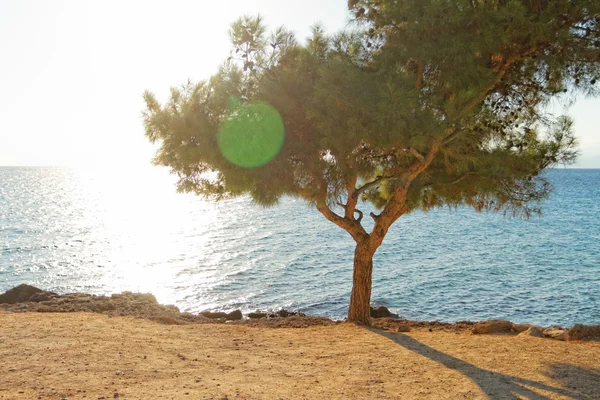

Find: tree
143;2;600;326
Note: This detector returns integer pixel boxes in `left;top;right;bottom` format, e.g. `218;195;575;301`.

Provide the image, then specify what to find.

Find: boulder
226;310;243;321
28;291;57;302
511;323;532;333
247;312;267;319
370;306;395;319
276;309;303;318
165;304;180;313
518;326;544;338
200;310;242;320
472;320;513;334
200;311;229;320
543;328;569;341
396;324;411;333
112;292;158;304
568;324;600;340
0;284;45;304
134;293;159;304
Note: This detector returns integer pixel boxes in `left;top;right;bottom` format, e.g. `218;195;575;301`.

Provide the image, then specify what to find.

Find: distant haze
0;0;598;168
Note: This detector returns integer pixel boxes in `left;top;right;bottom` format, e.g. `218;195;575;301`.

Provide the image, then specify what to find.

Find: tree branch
452;48;537;123
406;141;440;180
441;48;537;148
352;175;395;200
368;47;538;241
355;208;364;223
344;175;358;219
409;147;425;163
317;198;368;243
416;60;424;89
441;127;459;145
317;200;350;230
365;48;536;250
368;141;441;247
426;172;476;187
443;173;470;186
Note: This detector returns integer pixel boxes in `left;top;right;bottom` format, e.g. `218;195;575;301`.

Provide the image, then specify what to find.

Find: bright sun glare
0;1;599;168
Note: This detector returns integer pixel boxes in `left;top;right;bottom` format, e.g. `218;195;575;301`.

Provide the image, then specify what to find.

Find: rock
246;310;304;319
472;320;513;334
36;305;58;313
134;293;158;304
247;312;267;319
226;310;243;321
28;291;57;302
276;309;302;318
0;284;45;304
543;328;569;341
200;311;229;320
165;304;180;313
198;310;241;321
568;324;600;340
511;323;532;333
93;301;117;312
112;292;158;304
518;326;544;337
396;324;411;333
370;306;394;319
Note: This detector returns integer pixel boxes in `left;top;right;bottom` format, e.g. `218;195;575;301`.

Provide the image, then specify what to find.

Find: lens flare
218;102;285;168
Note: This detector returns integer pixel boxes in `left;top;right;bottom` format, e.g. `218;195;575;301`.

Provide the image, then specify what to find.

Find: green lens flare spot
218;102;285;168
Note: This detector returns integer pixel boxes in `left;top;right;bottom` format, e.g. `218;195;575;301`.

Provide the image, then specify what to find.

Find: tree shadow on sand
369;329;596;400
545;363;600;399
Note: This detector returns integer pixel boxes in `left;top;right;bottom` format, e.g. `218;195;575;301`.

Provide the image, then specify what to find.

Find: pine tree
144;2;600;325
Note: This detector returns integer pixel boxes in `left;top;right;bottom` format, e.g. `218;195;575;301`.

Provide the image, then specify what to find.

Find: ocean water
0;167;598;327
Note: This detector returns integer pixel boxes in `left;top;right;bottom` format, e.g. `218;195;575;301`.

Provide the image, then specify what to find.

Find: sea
0;167;598;327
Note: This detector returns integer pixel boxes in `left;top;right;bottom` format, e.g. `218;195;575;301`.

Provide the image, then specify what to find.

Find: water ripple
1;167;599;326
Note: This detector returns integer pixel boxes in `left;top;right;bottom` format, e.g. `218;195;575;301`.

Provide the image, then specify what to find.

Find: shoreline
2;284;600;398
1;284;599;340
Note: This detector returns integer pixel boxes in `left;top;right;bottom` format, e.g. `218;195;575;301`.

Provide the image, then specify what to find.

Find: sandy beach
1;312;599;400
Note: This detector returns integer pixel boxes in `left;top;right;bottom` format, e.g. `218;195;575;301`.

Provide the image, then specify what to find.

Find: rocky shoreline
1;284;599;339
0;284;338;328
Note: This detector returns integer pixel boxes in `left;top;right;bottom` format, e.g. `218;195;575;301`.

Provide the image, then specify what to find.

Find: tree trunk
347;242;376;325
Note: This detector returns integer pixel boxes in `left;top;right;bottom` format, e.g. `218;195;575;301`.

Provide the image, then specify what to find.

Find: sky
0;0;598;168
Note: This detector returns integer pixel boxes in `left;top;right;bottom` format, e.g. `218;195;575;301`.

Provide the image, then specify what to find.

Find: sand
1;312;599;399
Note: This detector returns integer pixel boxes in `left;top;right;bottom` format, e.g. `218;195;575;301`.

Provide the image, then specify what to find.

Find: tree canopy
144;1;600;324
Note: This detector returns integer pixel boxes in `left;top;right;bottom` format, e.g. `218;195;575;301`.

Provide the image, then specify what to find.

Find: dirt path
1;313;599;399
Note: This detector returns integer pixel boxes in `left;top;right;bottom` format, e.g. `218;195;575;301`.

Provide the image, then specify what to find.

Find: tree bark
347;241;376;325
